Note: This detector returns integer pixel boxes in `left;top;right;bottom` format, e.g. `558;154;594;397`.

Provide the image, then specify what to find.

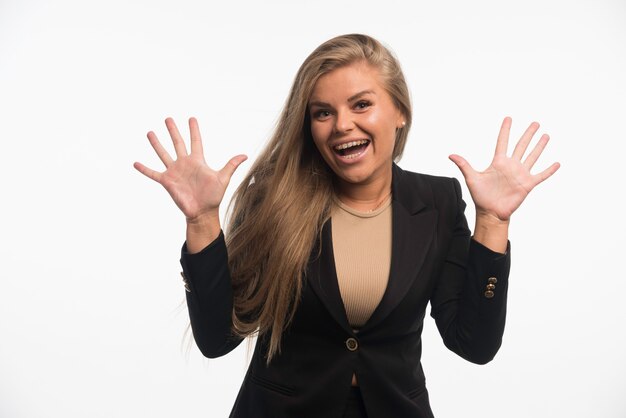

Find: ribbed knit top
330;195;393;329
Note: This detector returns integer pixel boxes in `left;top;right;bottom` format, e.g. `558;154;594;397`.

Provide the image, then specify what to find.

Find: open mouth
333;139;370;159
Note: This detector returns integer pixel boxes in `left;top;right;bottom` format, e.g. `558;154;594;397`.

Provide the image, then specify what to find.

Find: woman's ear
395;110;407;130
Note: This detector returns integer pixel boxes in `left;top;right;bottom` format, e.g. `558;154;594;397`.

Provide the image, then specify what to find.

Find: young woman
134;34;559;418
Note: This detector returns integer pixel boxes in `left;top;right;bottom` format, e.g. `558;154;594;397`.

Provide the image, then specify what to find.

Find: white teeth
334;140;369;151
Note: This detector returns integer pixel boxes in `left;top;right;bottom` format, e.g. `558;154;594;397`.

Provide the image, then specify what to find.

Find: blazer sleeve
429;177;511;365
180;231;244;358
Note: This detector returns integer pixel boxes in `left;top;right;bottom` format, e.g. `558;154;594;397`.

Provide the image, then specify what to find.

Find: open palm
449;117;560;221
134;117;247;221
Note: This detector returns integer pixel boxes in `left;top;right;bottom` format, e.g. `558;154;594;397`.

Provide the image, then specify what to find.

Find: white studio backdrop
0;0;624;417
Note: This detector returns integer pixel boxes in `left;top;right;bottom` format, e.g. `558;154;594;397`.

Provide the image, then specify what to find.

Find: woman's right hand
134;117;247;225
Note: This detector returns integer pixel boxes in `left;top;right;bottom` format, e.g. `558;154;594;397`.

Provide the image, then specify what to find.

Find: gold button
484;290;494;299
486;284;496;291
487;277;498;285
345;337;359;351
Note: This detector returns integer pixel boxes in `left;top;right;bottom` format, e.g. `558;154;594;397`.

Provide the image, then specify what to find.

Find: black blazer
180;164;511;418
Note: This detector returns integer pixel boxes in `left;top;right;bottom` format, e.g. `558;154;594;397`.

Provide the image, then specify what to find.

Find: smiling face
308;61;405;193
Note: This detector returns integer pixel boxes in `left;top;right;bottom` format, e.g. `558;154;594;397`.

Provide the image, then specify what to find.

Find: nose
333;109;354;135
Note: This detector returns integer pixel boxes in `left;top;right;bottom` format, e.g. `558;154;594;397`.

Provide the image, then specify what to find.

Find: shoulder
393;164;462;207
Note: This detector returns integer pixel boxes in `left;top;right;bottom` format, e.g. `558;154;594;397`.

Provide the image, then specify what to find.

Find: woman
134;34;559;418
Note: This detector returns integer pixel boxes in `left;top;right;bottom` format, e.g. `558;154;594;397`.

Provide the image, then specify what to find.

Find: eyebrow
309;89;376;108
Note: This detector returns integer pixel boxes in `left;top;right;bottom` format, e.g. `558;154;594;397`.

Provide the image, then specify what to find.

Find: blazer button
484;290;495;299
486;283;496;291
345;337;359;352
487;277;498;285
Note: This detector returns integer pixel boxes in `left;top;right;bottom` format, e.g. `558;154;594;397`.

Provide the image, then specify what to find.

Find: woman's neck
335;173;392;212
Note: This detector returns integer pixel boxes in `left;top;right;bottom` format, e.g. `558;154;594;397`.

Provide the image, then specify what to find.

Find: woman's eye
355;101;371;110
314;110;331;119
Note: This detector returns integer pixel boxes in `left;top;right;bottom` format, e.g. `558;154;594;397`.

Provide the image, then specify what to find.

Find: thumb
448;154;475;180
219;154;248;182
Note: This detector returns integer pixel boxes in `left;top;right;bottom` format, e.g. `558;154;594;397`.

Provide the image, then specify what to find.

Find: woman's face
308;61;404;190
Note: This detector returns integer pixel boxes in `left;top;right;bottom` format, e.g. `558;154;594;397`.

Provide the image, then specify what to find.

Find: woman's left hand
449;117;560;222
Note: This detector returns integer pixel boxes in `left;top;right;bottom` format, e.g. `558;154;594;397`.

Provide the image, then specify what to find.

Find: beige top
330;196;393;329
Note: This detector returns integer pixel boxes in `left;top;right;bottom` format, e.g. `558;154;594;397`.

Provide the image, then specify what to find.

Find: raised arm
134;117;247;357
432;117;559;364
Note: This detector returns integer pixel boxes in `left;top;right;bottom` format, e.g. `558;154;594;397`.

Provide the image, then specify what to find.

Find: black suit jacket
180;164;511;418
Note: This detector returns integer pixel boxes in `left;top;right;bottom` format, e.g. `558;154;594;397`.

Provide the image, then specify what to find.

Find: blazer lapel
362;164;437;332
306;220;353;334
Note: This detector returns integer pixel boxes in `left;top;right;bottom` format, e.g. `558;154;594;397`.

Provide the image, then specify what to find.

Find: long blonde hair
225;34;412;362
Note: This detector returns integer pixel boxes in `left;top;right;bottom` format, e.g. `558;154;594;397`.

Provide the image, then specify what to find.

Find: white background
1;0;625;417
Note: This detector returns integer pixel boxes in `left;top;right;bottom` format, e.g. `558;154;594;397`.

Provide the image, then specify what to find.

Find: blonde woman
134;34;559;418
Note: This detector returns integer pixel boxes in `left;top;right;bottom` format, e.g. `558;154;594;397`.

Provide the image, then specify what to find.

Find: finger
532;162;561;187
133;161;162;183
147;131;174;167
512;121;540;160
219;154;248;183
523;133;549;170
495;116;512;156
448;154;476;181
165;117;188;157
188;117;204;158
